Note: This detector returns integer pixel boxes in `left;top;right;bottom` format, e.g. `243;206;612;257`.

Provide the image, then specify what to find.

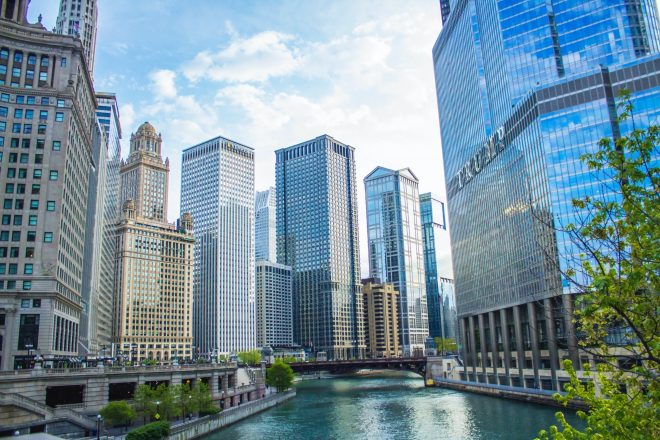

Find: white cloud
119;103;136;132
183;31;300;83
149;69;178;99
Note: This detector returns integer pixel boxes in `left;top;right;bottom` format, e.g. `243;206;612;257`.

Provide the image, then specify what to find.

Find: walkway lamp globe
96;414;102;440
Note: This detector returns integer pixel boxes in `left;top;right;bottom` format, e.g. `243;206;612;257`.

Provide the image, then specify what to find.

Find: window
24;109;33;119
1;215;9;225
7;280;15;289
9;247;18;257
38;72;47;82
32;299;40;308
13;215;21;225
0;49;7;60
0;231;8;241
27;231;36;241
24;264;33;274
55;112;64;122
34;154;42;164
3;199;11;209
39;110;47;120
0;107;7;117
0;247;6;257
11;231;20;242
22;124;31;134
29;200;38;210
12;123;20;133
22;281;32;291
16;183;24;194
46;201;55;211
14;109;23;118
15;200;23;209
33;169;41;179
20;153;28;163
52;141;61;151
8;153;16;163
27;55;36;65
21;299;30;308
14;52;23;63
17;168;26;178
40;56;49;67
0;263;4;274
0;121;5;132
6;168;15;177
60;57;67;67
0;94;9;102
25;247;34;258
43;232;53;243
57;99;65;108
5;183;14;193
12;67;21;77
37;124;46;134
21;139;29;148
40;97;48;105
36;139;44;149
8;263;17;274
10;138;18;148
49;170;58;181
18;314;39;349
0;137;4;147
26;96;35;105
31;184;40;195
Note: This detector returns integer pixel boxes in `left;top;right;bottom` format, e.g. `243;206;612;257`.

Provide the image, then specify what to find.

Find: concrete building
55;0;98;76
114;122;194;363
433;0;660;389
419;192;457;344
276;135;365;360
181;136;255;356
0;3;97;370
364;167;428;356
255;260;292;348
362;278;399;358
254;188;276;262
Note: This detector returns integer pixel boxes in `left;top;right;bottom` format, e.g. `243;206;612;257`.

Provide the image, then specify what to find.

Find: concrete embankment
432;379;588;410
168;390;296;439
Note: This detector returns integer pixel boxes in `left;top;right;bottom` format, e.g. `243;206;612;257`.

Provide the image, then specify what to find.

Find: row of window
0;138;61;150
0;94;62;106
0;118;64;133
0;262;33;274
0;280;33;290
3;199;56;211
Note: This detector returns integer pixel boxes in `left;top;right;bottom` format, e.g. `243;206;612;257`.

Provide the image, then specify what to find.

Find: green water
208;373;578;440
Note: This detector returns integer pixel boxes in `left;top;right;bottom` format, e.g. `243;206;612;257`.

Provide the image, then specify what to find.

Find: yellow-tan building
113;123;194;363
362;278;400;358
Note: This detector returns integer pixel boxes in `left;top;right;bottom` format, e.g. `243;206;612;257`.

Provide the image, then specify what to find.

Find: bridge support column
210;372;220;399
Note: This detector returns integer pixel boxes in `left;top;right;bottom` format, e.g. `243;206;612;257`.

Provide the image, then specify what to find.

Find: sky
27;0;447;275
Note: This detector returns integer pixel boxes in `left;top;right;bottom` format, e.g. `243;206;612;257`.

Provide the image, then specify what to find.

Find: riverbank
166;390;296;440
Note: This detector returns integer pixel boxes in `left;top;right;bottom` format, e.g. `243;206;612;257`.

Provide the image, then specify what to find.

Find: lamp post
155;400;161;421
96;414;102;440
188;395;192;420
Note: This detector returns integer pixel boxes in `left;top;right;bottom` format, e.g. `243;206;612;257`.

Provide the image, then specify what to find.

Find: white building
181;136;255;355
55;0;98;76
255;261;292;347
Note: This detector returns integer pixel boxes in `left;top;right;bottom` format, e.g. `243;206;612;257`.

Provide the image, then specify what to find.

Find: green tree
433;337;458;354
237;349;261;366
191;381;217;416
173;383;194;420
99;400;136;430
152;383;178;421
266;360;294;392
133;384;156;424
536;94;659;439
126;421;170;440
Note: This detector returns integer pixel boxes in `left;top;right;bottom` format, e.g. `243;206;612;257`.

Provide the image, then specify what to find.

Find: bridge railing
0;362;239;378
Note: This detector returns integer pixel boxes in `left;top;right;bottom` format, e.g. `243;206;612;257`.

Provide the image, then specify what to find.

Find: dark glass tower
433;0;660;389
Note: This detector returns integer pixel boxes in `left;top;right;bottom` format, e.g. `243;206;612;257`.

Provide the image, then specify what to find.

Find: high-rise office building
433;0;660;389
55;0;98;76
362;278;400;358
181;136;255;356
114;122;194;363
119;122;169;222
255;260;292;348
255;187;276;262
276;135;365;360
364;167;428;356
0;5;97;370
419;193;457;344
439;0;450;24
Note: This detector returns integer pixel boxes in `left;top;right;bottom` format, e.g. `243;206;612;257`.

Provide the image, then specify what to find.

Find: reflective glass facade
433;0;660;389
364;167;428;355
276;135;365;360
254;187;276;262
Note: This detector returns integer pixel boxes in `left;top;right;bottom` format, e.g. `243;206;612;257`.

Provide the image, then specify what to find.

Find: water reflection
209;373;578;440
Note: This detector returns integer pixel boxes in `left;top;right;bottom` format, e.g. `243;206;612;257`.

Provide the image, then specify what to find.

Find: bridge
284;357;450;381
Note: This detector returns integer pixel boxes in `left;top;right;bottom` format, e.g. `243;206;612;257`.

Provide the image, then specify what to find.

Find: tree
266;360;294;392
126;421;170;440
536;94;659;439
173;383;194;420
237;349;261;366
152;383;178;421
99;401;136;430
133;384;156;424
191;381;217;416
434;337;458;354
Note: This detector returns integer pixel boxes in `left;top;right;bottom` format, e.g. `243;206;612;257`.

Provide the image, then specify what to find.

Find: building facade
362;278;399;358
364;167;428;356
254;187;276;262
255;260;292;348
419;192;457;344
114;122;193;363
55;0;98;76
276;135;365;360
0;4;97;370
433;0;660;389
181;136;255;356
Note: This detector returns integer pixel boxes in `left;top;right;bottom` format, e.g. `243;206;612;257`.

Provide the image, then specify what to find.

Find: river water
208;372;579;440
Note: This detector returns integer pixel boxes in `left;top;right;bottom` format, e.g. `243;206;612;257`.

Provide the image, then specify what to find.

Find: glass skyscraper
433;0;660;389
181;136;255;356
254;187;276;262
276;135;365;360
419;193;457;344
364;167;428;356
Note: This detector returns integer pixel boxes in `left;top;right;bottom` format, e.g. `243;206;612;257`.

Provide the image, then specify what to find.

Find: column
210;372;220;399
468;316;477;382
562;295;580;368
512;305;525;387
527;302;541;389
499;308;511;386
544;298;559;390
477;314;487;381
459;318;469;380
488;311;498;380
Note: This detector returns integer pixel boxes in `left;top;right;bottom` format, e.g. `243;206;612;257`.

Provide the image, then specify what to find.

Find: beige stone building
114;123;194;363
362;278;400;358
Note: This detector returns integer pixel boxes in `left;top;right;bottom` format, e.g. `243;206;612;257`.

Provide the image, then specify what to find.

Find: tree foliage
266;360;295;392
238;349;261;366
126;421;170;440
536;93;659;439
434;337;458;354
99;400;136;428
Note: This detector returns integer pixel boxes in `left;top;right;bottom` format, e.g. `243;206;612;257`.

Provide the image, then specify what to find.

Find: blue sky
28;0;447;273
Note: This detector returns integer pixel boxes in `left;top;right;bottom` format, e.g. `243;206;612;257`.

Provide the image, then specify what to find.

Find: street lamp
96;414;102;440
155;400;161;421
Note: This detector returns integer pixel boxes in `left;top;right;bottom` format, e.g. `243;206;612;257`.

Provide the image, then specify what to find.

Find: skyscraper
0;5;97;370
114;122;194;363
433;0;660;389
55;0;98;76
419;193;457;344
254;187;276;262
364;167;428;356
362;278;400;358
181;136;255;356
276;135;365;360
255;260;292;348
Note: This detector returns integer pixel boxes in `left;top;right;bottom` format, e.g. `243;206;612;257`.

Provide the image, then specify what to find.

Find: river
207;372;580;440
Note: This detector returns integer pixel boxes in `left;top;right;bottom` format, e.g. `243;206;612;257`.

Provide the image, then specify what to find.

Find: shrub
126;421;170;440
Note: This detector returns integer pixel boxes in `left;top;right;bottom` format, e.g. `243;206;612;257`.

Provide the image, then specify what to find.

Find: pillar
562;295;580;368
468;316;477;382
499;308;511;386
488;311;498;378
477;314;487;381
544;298;559;390
459;318;469;380
527;302;541;389
512;305;525;387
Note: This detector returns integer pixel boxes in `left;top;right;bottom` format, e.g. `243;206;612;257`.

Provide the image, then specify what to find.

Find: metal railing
0;362;239;378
